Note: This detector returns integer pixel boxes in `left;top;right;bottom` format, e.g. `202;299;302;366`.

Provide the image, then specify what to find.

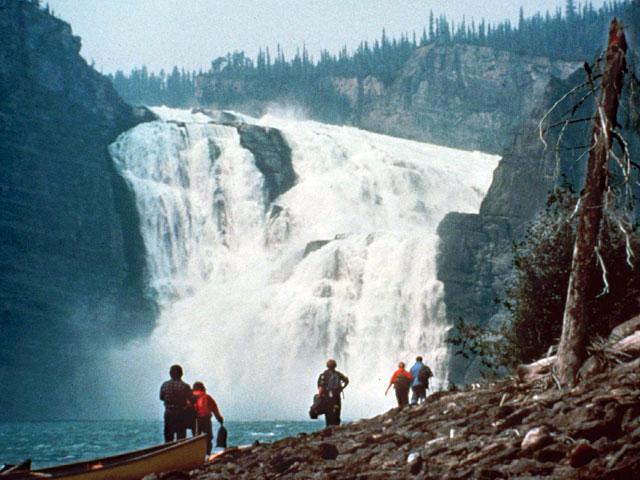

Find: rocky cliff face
437;67;594;384
197;45;580;155
0;1;154;419
437;56;640;382
349;44;580;154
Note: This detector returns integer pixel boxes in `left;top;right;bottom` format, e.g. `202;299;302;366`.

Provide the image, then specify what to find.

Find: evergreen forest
110;1;639;111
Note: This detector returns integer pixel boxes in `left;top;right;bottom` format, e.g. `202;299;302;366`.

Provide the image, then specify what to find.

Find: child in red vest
192;381;224;454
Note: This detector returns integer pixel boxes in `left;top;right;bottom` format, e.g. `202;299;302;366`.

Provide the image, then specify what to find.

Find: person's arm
317;374;325;395
208;395;223;423
159;383;165;401
184;385;193;408
385;372;397;395
406;371;413;381
340;373;349;390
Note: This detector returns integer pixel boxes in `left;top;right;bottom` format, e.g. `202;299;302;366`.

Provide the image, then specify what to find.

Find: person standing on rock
409;356;432;405
385;361;413;407
317;359;349;427
159;364;193;442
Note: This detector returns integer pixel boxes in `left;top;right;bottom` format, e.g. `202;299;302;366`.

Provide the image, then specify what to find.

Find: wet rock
407;452;422;474
236;124;296;204
475;467;507;479
535;444;567;463
269;454;301;474
304;240;331;257
194;357;640;479
569;441;599;468
520;426;551;452
492;404;515;420
497;407;533;430
318;443;339;460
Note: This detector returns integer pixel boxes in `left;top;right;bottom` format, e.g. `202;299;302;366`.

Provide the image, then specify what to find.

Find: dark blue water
0;420;324;469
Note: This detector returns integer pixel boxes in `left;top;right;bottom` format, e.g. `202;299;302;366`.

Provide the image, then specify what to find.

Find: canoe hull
3;435;207;480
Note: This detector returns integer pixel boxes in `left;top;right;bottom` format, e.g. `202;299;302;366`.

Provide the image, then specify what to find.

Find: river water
0;419;323;469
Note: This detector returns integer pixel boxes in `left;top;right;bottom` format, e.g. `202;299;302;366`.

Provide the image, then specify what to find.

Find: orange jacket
192;389;223;422
390;368;413;385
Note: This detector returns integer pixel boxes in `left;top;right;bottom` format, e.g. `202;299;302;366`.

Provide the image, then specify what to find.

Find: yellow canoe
1;435;207;480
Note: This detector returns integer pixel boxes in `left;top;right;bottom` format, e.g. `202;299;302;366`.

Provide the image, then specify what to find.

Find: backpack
418;365;433;386
309;393;329;419
394;372;411;391
324;371;343;394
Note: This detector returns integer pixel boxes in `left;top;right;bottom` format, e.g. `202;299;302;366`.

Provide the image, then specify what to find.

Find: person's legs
334;400;342;425
176;414;187;440
325;400;341;426
418;386;427;404
164;412;174;442
197;416;213;454
165;412;182;442
410;386;420;405
185;410;196;437
396;388;409;407
324;410;335;426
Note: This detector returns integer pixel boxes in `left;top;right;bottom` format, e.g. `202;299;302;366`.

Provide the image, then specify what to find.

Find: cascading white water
108;107;499;420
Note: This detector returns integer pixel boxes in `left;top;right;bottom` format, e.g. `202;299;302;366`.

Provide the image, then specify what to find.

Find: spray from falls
108;107;499;420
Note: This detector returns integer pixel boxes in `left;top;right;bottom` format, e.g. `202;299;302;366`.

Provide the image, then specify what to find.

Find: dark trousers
411;385;427;405
164;411;186;442
325;399;342;427
195;416;213;454
395;387;410;407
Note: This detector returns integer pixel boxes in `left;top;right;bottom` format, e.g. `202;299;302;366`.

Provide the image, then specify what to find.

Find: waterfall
108;107;499;420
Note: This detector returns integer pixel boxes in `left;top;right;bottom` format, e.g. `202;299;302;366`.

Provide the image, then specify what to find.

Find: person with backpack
409;356;432;405
317;359;349;427
191;381;224;455
385;361;413;408
159;364;193;442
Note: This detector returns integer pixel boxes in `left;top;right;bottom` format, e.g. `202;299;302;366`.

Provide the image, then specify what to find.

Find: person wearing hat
317;359;349;426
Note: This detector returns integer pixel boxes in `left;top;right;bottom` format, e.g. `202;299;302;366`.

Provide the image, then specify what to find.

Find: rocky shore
193;357;640;479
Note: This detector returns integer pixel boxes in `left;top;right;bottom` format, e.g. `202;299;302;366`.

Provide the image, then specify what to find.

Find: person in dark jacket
317;359;349;427
192;381;224;455
159;364;192;442
385;361;413;407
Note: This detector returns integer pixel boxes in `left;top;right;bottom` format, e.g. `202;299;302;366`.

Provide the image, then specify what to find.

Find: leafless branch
538;80;593;150
595;244;610;297
544;117;594;132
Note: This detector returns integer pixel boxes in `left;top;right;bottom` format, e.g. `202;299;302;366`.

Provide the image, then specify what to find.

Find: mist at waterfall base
107;107;499;422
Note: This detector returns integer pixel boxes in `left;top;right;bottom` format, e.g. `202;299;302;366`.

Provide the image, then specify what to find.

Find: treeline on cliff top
109;0;639;109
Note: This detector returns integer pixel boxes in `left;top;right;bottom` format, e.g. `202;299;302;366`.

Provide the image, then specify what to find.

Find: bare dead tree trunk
556;19;628;386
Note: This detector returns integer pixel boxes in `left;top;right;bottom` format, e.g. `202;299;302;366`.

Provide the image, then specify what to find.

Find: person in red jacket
385;361;413;408
192;381;224;454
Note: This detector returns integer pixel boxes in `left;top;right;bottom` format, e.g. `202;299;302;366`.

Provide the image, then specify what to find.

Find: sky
45;0;610;74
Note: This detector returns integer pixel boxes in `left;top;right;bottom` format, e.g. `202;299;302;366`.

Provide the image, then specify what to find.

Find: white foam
108;108;499;421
